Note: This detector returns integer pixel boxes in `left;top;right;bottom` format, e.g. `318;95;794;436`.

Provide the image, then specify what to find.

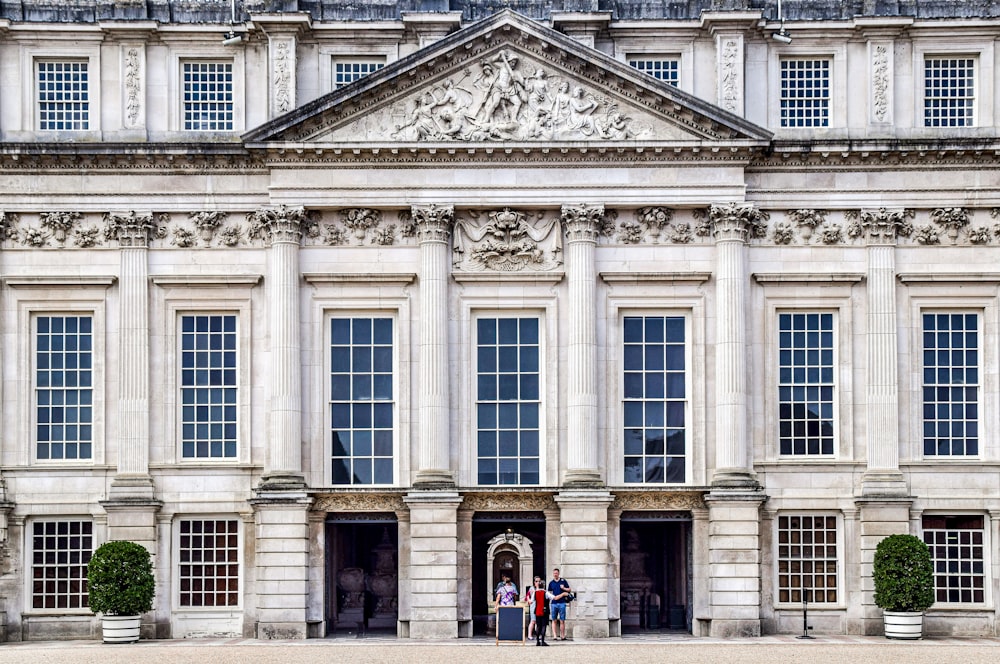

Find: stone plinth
855;498;912;636
403;491;463;638
251;493;313;639
555;490;613;639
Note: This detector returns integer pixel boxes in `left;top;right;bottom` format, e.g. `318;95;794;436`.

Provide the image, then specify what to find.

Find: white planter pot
102;615;141;644
883;611;924;640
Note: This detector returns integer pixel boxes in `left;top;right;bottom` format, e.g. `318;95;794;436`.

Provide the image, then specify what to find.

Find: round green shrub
87;541;155;616
873;534;935;612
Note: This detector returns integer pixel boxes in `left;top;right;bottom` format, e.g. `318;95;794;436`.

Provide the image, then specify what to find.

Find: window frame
23;46;101;135
772;512;843;609
921;513;990;607
317;44;398;97
776;310;837;457
168;50;244;133
35;59;91;132
767;45;845;131
180;60;235;132
25;518;94;614
920;311;981;458
626;54;681;88
178;313;240;461
332;57;386;90
912;40;994;130
173;516;243;611
922;55;977;128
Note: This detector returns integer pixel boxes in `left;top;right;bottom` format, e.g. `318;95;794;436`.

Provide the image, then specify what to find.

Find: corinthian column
861;207;909;496
710;202;762;488
561;204;603;487
413;204;455;487
253;205;307;489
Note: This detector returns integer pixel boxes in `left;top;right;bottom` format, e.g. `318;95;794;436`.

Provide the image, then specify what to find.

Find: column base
860;470;909;498
563;469;604;488
710;469;760;490
108;475;157;500
412;469;455;489
257;473;307;492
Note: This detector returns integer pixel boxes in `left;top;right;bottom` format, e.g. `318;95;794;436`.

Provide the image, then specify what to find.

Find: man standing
547;568;573;640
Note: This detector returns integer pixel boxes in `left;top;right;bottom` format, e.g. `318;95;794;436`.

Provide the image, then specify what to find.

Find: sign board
496;605;525;645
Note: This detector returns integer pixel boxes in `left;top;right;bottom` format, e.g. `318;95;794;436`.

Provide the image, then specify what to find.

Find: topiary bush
873;534;935;613
87;540;155;616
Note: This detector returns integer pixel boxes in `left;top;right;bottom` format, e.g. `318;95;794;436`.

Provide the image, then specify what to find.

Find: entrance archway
471;513;546;635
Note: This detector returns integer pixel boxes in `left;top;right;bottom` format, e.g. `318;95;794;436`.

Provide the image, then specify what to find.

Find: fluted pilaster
413;204;455;487
561;204;603;487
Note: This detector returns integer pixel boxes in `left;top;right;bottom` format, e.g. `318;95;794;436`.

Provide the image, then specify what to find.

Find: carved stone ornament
246;205;309;245
856;207;914;244
40;211;81;244
340;208;384;244
871;43;890;123
413;204;455;244
460;492;557;512
628;207;693;245
706;202;768;242
561;204;605;242
189;211;229;244
454;208;562;272
272;39;293;115
124;47;142;128
610;491;707;511
719;39;740;114
312;493;406;513
930;207;970;244
104;211;165;247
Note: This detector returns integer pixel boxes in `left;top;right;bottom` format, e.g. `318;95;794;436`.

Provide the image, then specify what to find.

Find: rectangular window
182;61;233;131
31;520;92;609
476;317;540;485
180;315;238;459
627;57;679;87
924;57;975;127
623;315;686;483
37;61;89;131
777;515;838;604
922;515;985;604
778;312;835;455
330;317;394;485
780;58;830;128
178;518;240;607
922;313;978;456
334;59;385;89
36;315;93;461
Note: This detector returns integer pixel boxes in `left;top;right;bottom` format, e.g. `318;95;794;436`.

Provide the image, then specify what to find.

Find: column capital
858;207;913;245
105;210;160;247
412;204;454;243
708;202;767;243
248;205;308;245
560;203;604;242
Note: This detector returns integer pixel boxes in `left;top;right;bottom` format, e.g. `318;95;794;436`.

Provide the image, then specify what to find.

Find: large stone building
0;0;997;642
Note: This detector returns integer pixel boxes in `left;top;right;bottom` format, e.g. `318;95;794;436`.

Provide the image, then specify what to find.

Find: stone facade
0;0;997;642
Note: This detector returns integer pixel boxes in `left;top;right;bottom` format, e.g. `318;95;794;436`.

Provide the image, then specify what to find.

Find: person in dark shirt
547;568;573;640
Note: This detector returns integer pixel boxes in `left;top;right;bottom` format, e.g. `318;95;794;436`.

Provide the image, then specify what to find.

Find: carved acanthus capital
247;205;308;245
104;211;161;247
707;202;768;243
560;204;604;242
858;207;914;245
412;204;455;244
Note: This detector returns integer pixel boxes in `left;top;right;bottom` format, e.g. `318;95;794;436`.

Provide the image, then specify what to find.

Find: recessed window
780;58;830;128
330;317;394;485
778;312;835;456
178;518;239;607
623;315;686;483
924;57;975;127
476;317;540;486
922;313;978;456
180;315;237;459
37;61;89;131
922;515;985;604
182;61;233;131
334;59;385;89
777;514;838;604
31;520;92;609
627;57;679;87
35;315;93;461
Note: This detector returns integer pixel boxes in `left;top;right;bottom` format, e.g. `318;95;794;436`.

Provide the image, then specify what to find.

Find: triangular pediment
244;10;771;146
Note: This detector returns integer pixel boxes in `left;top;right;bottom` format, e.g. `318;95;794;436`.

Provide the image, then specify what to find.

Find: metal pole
796;588;814;639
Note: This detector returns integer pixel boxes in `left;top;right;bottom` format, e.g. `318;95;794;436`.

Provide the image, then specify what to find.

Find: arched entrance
471;513;546;635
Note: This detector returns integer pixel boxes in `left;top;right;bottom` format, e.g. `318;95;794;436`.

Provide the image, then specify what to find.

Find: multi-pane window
780;58;830;128
334;60;385;89
182;62;233;131
178;519;239;607
922;313;978;456
623;316;686;483
37;61;89;131
923;515;985;604
181;315;237;459
778;313;835;455
330;317;393;485
36;315;93;461
476;317;540;485
776;515;838;604
628;57;679;87
924;57;975;127
31;520;92;609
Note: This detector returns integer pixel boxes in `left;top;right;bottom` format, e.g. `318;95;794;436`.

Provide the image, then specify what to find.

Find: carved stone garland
453;208;562;271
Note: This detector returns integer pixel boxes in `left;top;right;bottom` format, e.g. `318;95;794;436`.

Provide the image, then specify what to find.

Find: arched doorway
471;513;546;635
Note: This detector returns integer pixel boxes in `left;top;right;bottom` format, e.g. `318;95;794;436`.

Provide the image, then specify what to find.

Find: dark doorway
619;512;691;633
471;512;546;636
325;515;398;636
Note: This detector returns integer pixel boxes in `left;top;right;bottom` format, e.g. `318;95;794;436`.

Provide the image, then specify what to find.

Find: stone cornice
2;275;116;287
150;275;262;287
752;273;865;285
302;272;416;285
600;271;711;284
897;273;1000;284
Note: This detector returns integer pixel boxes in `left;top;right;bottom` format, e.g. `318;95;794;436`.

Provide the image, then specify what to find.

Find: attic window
627;56;679;87
334;58;386;89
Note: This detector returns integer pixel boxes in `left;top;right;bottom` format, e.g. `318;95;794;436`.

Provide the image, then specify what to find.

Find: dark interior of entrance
619;516;691;632
472;513;546;635
325;517;398;636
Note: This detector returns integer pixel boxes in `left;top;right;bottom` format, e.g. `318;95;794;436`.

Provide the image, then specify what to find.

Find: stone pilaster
606;507;622;634
395;508;412;637
690;506;711;636
403;491;462;638
709;203;763;489
715;33;744;116
456;509;473;637
860;208;909;497
413;204;455;487
560;204;604;487
855;498;912;635
253;13;310;118
554;490;613;639
250;495;313;639
252;205;307;489
544;506;561;579
867;39;893;126
306;511;325;637
704;491;766;637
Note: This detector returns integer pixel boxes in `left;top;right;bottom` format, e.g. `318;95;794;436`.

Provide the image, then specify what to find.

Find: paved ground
2;635;1000;664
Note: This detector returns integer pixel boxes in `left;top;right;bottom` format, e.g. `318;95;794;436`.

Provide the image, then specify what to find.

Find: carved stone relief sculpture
453;208;562;271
